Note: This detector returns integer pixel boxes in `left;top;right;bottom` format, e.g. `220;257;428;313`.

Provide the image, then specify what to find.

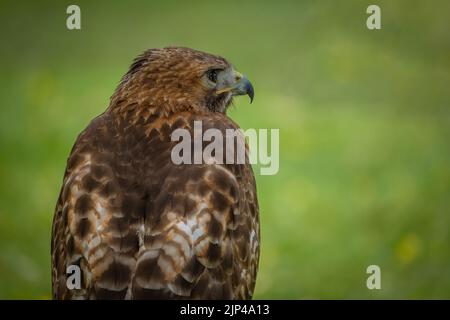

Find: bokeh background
1;0;449;299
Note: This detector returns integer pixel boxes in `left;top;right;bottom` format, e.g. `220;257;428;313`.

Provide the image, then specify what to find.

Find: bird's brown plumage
51;47;259;299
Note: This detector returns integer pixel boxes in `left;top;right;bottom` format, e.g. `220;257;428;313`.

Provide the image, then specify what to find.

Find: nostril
235;75;242;81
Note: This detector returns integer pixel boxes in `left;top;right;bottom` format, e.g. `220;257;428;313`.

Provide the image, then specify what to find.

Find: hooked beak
216;71;254;103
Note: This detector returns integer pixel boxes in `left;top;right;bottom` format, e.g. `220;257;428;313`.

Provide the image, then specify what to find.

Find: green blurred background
0;0;449;299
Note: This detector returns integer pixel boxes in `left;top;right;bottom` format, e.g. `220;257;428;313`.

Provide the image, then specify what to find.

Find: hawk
51;47;260;299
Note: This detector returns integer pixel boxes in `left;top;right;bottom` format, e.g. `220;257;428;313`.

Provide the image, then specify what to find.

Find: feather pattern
51;47;259;299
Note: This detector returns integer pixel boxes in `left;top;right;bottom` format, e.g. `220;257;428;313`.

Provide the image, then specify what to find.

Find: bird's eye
206;69;219;83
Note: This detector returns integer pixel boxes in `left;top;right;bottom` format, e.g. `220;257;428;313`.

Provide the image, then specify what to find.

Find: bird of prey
51;47;260;299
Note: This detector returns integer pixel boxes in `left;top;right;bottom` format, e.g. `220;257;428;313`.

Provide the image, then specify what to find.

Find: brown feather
51;47;259;299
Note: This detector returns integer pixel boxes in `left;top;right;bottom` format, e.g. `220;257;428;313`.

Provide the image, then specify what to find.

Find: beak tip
247;81;254;104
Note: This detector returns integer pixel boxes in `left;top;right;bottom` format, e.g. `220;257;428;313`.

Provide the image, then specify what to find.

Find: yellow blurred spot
395;234;422;265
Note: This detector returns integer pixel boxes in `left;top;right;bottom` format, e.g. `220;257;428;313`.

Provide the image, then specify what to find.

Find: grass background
0;0;449;299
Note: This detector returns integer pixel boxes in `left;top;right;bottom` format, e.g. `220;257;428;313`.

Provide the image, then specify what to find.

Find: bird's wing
52;114;143;299
131;163;256;299
129;113;259;299
52;112;259;299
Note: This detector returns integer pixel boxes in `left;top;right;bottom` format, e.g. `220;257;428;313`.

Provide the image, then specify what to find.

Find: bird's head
110;47;254;115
